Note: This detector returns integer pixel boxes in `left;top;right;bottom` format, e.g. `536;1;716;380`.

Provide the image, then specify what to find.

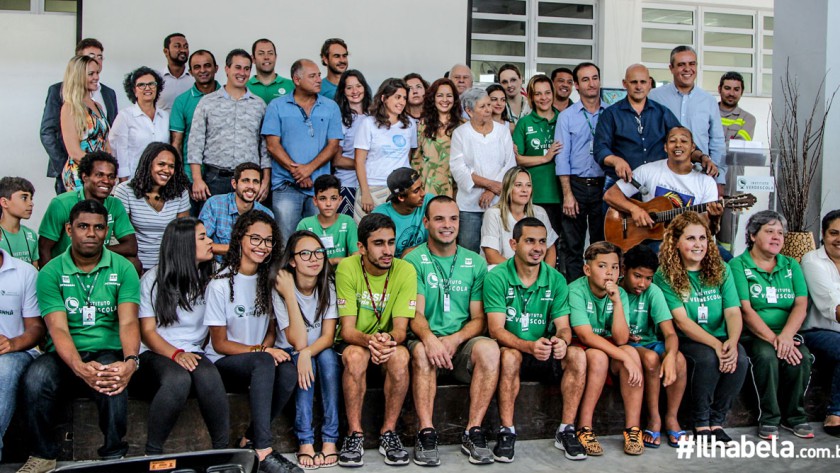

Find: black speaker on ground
53;449;258;473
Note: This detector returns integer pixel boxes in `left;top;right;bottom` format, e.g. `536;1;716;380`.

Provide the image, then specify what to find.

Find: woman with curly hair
114;142;190;271
203;210;302;472
274;230;341;468
354;78;417;218
410;78;462;198
333;70;372;216
60;55;110;191
136;217;229;455
653;211;746;443
109;66;169;181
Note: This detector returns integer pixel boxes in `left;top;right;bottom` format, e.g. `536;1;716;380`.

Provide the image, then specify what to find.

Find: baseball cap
386;167;421;202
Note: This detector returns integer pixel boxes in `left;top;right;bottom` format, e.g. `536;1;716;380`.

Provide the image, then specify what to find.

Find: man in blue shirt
262;59;343;242
555;62;609;281
649;46;727;190
593;64;717;193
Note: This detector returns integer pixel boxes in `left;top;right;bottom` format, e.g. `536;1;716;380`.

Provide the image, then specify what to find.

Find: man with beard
198;162;273;260
334;213;416;467
498;64;529;125
247;38;295;105
38;152;137;269
188;49;271;202
717;71;756;144
262;59;342;242
373;168;433;258
319;38;349;100
551;67;575;113
170;49;220;182
158;33;194;112
17;199;140;473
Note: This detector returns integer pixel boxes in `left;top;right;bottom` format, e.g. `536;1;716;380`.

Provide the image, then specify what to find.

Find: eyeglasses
634;115;644;135
295;248;327;261
136;81;158;90
246;234;275;248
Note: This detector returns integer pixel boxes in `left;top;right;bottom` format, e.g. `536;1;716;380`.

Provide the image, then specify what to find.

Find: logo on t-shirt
427;273;439;289
393;135;407;147
654;188;695;207
109;273;118;282
62;276;71;284
464;258;473;267
235;305;246;317
506;307;517;321
65;297;80;314
750;284;762;297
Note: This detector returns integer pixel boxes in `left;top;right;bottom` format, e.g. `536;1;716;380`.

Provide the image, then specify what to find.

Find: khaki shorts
407;336;495;384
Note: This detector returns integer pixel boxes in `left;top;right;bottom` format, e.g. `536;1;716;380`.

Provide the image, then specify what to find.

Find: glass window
642;28;693;44
0;0;31;10
641;48;672;64
762;74;773;95
473;0;527;16
45;0;76;12
472;18;527;36
764;35;774;49
537;63;576;76
763;16;774;31
704;51;752;68
649;68;672;86
763;54;773;69
537;23;592;39
537;43;592;60
704;12;753;29
704;32;753;48
703;72;752;94
642;8;693;25
538;1;593;19
471;61;526;82
471;39;526;57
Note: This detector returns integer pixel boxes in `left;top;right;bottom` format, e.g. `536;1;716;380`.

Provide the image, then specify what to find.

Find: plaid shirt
199;192;274;260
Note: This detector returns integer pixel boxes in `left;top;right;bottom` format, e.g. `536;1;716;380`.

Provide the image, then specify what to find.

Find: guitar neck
653;200;715;223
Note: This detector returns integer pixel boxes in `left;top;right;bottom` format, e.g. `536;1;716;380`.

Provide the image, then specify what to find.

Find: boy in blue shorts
620;244;686;448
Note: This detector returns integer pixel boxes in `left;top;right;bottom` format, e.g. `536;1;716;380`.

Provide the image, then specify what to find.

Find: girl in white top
274;230;340;468
354;78;418;218
481;166;558;268
137;217;228;455
109;67;170;181
204;210;303;470
449;87;516;252
333;70;372;217
114;142;190;271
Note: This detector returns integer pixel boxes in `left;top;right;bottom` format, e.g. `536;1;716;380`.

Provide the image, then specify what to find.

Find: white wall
83;0;469;112
0;11;76;229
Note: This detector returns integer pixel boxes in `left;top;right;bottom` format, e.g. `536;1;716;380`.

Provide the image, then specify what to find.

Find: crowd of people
1;33;835;473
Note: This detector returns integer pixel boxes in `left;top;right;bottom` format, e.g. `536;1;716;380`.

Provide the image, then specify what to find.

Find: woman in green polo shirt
729;211;813;440
654;212;747;444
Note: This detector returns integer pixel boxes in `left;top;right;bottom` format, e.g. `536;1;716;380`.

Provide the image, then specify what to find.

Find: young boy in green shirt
621;245;686;448
0;177;39;266
297;175;358;267
569;241;644;456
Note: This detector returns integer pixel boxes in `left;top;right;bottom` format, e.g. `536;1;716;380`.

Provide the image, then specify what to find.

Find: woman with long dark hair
114;141;190;271
485;83;513;133
204;210;302;472
333;70;372;216
137;217;229;455
411;78;462;198
274;230;341;468
653;212;746;443
353;78;417;219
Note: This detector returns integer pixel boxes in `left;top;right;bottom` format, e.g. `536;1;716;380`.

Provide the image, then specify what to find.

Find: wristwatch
124;355;140;370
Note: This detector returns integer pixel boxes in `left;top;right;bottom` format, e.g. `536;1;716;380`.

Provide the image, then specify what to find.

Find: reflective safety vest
721;117;752;141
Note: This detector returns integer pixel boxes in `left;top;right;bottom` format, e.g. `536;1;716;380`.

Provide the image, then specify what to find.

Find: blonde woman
60;55;111;191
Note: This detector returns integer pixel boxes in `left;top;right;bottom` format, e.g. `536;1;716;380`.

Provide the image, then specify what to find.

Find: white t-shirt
203;272;270;362
273;284;338;349
480;206;558;259
0;249;39;357
114;182;191;269
616;159;718;206
354;115;418;186
138;267;208;354
336;114;365;189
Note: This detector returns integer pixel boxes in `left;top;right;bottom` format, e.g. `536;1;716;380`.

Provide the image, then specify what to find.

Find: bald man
450;64;474;95
592;64;716;192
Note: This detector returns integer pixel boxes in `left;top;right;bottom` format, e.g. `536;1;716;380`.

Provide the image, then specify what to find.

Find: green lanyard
428;247;458;296
74;271;101;308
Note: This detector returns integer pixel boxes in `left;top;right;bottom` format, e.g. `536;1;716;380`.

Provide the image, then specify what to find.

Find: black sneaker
271;452;304;473
413;427;441;466
460;426;493;464
379;430;410;466
259;452;299;473
554;425;587;460
712;428;734;444
492;428;516;463
338;432;365;468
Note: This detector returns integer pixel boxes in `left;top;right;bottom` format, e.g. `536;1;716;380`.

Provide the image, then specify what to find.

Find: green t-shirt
568;276;629;337
170;82;221;181
653;267;741;338
372;193;434;256
335;255;417;342
37;248;140;352
512;111;561;204
404;243;486;337
484;258;569;341
728;252;808;334
296;214;358;261
247;75;295;105
625;283;673;345
39;189;136;259
0;224;39;264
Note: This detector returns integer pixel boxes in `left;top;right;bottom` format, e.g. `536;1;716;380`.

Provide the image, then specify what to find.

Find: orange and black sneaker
623;427;645;455
576;427;603;456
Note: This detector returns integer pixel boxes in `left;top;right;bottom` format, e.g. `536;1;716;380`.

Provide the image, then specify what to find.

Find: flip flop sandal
667;430;687;448
296;452;319;470
643;430;661;448
318;452;339;468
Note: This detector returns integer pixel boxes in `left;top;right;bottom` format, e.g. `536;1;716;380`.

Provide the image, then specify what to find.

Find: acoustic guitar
604;194;757;252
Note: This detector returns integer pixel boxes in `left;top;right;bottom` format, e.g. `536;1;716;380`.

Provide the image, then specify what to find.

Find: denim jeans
272;182;318;244
0;351;35;461
203;166;235;197
802;329;840;416
22;351;129;460
287;348;341;445
458;211;484;254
